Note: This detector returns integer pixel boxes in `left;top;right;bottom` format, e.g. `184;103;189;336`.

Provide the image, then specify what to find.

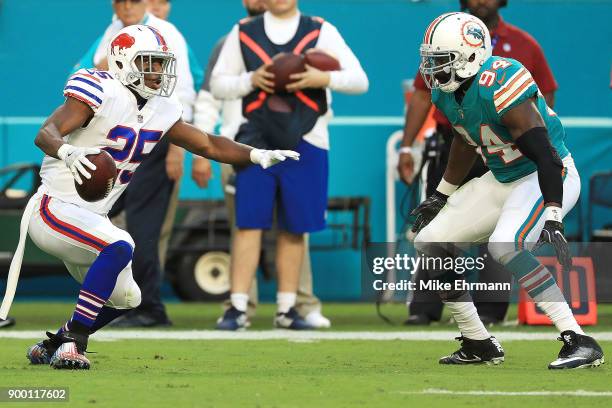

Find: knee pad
127;281;142;308
101;240;134;267
107;279;141;309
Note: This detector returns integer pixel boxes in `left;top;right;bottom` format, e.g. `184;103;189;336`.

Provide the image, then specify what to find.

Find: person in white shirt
194;0;331;329
211;0;368;330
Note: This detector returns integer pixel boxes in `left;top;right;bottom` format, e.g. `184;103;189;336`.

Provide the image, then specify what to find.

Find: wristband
399;146;413;154
436;179;458;196
543;206;562;223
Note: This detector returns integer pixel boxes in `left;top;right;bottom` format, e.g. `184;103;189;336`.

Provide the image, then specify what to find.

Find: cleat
439;336;505;365
27;332;63;365
0;317;16;329
305;311;332;329
274;307;314;330
216;306;250;331
548;330;604;369
49;332;90;370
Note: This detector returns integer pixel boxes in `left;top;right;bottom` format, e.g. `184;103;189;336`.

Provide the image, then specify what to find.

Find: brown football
267;52;305;93
75;150;117;202
304;49;341;71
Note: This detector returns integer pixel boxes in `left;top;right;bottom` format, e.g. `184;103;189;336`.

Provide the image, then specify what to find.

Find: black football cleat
548;330;604;369
439;336;505;365
49;331;90;370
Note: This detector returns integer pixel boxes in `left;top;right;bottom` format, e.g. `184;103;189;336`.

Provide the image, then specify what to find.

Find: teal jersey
432;56;568;183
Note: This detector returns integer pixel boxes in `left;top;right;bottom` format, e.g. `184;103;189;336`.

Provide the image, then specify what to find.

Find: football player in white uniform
0;25;298;370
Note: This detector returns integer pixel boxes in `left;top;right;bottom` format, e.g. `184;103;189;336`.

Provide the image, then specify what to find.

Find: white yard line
3;330;612;341
400;388;612;397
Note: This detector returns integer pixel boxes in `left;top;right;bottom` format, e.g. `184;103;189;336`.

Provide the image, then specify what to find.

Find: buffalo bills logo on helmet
461;21;485;48
110;33;136;55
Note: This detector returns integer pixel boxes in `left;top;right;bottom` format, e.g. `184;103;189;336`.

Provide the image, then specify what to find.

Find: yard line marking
3;330;612;341
400;389;612;397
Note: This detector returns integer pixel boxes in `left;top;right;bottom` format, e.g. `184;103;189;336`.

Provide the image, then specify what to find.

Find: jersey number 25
104;126;163;184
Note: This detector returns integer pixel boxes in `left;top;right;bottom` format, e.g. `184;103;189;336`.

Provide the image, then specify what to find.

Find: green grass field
1;302;611;407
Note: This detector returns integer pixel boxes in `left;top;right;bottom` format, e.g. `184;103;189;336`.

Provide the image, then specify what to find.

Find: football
267;52;305;93
304;48;341;71
75;150;117;202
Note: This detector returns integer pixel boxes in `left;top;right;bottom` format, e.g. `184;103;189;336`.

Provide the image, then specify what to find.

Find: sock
276;292;296;314
444;301;490;340
230;293;249;312
505;250;584;335
70;241;133;331
56;321;71;336
57;306;130;336
89;307;131;334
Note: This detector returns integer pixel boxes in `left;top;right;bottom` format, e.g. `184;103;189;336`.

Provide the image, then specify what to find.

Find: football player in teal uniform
412;12;603;369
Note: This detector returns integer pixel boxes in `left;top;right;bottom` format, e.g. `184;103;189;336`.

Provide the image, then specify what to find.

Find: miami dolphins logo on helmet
461;21;485;48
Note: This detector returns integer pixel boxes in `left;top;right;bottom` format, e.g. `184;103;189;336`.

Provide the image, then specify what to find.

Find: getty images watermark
361;243;514;299
369;253;511;292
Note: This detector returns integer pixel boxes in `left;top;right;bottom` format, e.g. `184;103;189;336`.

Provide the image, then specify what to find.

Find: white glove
250;149;300;169
57;144;100;185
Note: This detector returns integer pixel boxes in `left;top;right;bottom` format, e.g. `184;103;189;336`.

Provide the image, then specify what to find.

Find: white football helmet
107;25;177;99
419;12;492;93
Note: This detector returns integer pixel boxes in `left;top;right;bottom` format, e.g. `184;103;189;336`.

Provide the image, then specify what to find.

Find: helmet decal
147;26;168;52
110;33;136;56
424;12;460;45
462;20;486;48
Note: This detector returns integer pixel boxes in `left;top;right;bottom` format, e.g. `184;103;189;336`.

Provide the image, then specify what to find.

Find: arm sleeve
210;25;254;100
514;127;564;205
316;22;369;94
63;69;106;112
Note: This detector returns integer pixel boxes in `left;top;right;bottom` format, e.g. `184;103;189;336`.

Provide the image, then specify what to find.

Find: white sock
277;292;296;314
445;301;490;340
230;293;248;312
532;285;585;335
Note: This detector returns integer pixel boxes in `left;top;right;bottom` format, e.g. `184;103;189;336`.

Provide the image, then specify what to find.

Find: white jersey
39;68;183;215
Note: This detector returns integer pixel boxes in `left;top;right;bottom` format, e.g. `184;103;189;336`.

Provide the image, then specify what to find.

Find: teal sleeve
187;44;204;91
71;36;103;74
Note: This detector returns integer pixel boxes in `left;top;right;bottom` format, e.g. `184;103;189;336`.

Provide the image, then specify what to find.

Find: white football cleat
305;311;331;329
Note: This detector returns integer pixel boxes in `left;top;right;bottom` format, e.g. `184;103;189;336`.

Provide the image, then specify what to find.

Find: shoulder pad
63;69;113;112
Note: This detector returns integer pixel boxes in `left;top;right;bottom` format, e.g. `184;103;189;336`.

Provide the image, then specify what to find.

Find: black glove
533;220;572;273
410;191;448;234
